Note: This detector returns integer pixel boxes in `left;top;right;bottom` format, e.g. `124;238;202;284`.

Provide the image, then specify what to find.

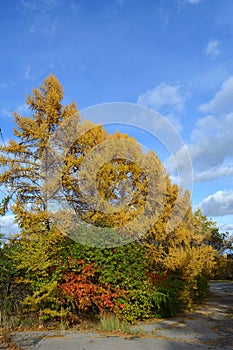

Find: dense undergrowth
0;74;230;332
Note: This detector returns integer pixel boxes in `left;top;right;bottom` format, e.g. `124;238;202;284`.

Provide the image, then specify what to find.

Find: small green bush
118;289;169;323
156;277;185;317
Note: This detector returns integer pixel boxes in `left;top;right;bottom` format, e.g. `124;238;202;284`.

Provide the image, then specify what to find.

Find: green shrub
118;289;169;323
156;277;185;317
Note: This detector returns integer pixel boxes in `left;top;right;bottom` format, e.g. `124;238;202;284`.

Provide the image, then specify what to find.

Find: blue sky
1;0;233;234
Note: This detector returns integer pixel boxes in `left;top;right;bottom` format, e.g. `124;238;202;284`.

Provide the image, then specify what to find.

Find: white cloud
163;113;183;132
137;83;186;131
16;103;30;114
188;0;202;3
166;76;233;183
164;144;190;173
199;190;233;216
137;83;185;112
21;0;58;36
194;165;233;182
166;114;233;184
218;223;233;231
199;76;233;115
25;66;31;80
205;39;221;60
21;0;59;14
169;111;233;180
159;8;170;26
191;117;233;170
21;0;38;12
1;103;29;120
1;109;12;118
0;215;19;235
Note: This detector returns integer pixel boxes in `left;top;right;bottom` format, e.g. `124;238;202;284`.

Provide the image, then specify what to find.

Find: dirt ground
1;281;233;350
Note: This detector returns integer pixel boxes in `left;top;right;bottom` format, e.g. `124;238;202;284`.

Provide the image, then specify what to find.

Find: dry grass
99;314;131;333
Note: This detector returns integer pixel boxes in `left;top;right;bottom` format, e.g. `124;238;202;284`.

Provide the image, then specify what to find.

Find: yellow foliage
0;74;217;321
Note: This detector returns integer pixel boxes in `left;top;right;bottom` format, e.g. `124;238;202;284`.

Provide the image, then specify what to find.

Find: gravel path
4;281;233;350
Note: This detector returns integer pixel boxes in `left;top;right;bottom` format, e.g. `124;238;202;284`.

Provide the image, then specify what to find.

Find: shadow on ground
5;281;233;350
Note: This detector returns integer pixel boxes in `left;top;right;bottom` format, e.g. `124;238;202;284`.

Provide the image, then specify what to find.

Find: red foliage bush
60;259;125;314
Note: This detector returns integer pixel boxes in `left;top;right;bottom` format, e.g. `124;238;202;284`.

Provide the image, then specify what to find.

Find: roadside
134;281;233;349
2;281;233;350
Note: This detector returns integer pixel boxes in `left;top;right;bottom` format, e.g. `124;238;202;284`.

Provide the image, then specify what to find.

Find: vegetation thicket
0;74;227;329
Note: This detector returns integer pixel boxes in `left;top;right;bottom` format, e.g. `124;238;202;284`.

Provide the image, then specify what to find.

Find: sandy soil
2;281;233;350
